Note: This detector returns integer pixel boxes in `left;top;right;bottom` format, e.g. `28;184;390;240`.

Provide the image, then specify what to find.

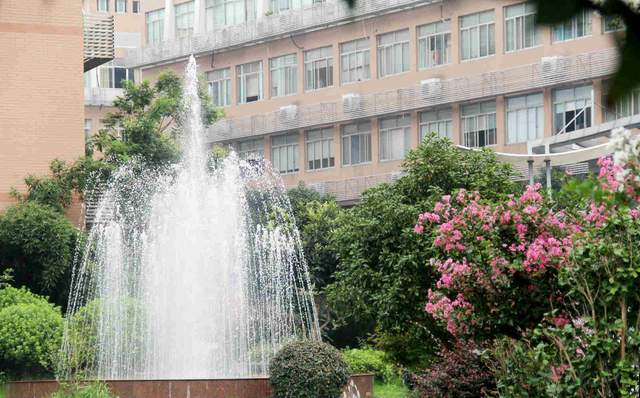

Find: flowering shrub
415;128;640;397
415;186;574;339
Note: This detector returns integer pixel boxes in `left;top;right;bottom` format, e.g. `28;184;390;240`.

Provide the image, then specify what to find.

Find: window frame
505;92;544;144
207;68;231;107
115;0;127;13
146;9;165;44
175;1;195;39
417;20;451;70
419;108;453;141
236;61;264;104
379;114;411;161
270;53;298;98
271;133;300;174
459;9;496;61
552;84;593;134
305;127;335;171
236;138;265;160
132;0;140;14
341;122;372;166
603;80;640;121
602;15;624;33
504;2;540;53
97;0;109;12
377;29;410;78
206;0;254;29
461;101;497;148
304;46;333;91
553;9;592;42
340;38;371;85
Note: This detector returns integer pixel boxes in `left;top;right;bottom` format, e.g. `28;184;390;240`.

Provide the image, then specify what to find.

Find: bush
0;286;63;378
269;340;349;398
51;382;115;398
0;202;80;307
342;348;399;382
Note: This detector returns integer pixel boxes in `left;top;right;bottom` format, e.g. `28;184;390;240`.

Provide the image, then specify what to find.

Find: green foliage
0;202;80;306
269;340;350;398
326;135;515;367
342;348;399;382
11;160;73;213
0;286;63;379
373;380;413;398
51;383;115;398
96;71;220;167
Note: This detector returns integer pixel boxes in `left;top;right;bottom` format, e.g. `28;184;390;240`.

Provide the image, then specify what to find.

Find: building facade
129;0;633;202
0;1;86;213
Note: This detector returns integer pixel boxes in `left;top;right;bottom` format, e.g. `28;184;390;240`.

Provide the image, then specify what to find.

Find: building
0;0;113;215
127;0;635;203
83;0;145;143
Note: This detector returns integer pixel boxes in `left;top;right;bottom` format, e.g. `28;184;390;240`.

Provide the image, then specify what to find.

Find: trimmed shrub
342;348;399;382
0;287;63;378
269;340;349;398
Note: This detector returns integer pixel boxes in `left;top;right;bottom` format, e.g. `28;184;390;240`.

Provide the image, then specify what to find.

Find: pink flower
413;224;424;234
550;364;569;382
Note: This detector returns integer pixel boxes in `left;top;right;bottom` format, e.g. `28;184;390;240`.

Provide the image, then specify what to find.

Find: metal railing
127;0;439;67
84;14;115;72
206;48;619;142
84;87;124;106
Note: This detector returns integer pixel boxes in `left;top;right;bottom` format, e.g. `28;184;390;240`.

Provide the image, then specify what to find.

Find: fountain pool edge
6;374;374;398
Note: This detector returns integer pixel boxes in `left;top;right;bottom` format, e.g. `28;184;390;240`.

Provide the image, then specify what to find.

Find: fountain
60;56;320;380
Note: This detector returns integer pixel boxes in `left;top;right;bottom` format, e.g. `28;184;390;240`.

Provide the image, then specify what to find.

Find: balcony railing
207;48;619;142
84;87;123;106
84;14;115;72
127;0;438;67
307;172;404;203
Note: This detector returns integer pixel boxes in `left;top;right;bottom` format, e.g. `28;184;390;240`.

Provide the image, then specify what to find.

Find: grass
0;384;6;398
374;379;413;398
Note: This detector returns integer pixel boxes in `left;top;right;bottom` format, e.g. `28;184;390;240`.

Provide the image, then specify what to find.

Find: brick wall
0;0;84;213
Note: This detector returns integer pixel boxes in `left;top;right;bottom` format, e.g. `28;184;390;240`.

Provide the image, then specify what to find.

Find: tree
95;70;221;167
326;135;515;367
0;202;81;307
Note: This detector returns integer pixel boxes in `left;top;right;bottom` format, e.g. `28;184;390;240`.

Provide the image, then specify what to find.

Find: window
342;122;372;166
132;1;140;13
206;0;255;28
96;62;136;88
146;9;165;44
270;0;293;13
460;10;495;60
505;3;539;52
207;68;231;107
379;114;411;161
461;101;497;147
418;20;451;69
377;29;409;77
237;61;263;103
306;128;335;170
603;15;624;33
603;81;640;121
340;38;370;84
304;47;333;91
175;1;195;39
271;133;299;174
84;119;93;141
236;138;264;160
270;54;297;97
553;10;591;42
419;108;452;140
553;85;592;134
506;93;544;144
97;0;109;12
116;0;127;13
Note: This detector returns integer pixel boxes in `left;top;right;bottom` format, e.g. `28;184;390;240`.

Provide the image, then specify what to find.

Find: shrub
0;287;63;378
269;340;349;398
410;341;494;398
51;382;115;398
0;202;80;306
342;347;399;382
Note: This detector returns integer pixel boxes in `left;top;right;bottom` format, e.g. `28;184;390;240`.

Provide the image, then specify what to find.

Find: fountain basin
6;374;374;398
